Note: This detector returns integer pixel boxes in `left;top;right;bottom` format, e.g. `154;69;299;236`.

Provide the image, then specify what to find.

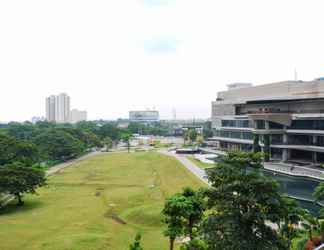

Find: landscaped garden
186;155;215;169
0;152;204;250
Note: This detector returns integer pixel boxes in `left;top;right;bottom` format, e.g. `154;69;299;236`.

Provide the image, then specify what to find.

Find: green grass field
186;156;215;169
0;152;204;250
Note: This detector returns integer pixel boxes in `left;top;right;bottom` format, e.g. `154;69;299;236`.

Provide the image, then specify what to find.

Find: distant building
31;116;45;124
45;95;56;122
129;110;159;122
70;109;87;124
45;93;70;123
55;93;70;123
211;79;324;164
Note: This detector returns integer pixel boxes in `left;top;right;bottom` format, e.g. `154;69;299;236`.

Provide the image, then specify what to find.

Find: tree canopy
0;163;46;205
202;152;288;250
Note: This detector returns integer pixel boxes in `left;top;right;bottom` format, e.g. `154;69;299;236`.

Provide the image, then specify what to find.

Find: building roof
216;80;324;105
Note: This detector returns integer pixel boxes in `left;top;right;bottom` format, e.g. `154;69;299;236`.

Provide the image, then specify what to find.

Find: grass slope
186;156;215;169
0;152;204;250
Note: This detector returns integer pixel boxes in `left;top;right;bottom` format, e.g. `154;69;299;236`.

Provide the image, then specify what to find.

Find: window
269;121;283;129
221;119;251;128
255;120;265;129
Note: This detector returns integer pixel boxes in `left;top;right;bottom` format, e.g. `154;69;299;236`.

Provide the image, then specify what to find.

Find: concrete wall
216;80;324;104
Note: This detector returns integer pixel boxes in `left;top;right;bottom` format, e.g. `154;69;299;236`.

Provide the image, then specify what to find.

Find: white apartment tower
45;95;56;122
45;93;71;123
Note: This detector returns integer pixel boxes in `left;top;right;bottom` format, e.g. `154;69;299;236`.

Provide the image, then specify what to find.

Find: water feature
261;169;322;216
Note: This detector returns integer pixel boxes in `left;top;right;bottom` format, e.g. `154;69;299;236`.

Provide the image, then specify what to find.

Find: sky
1;0;324;121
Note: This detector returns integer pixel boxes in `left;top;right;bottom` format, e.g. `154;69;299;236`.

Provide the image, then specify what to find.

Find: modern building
211;79;324;164
45;93;70;123
70;109;87;124
129;110;159;123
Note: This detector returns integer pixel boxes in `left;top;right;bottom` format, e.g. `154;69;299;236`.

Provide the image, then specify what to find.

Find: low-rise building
211;79;324;164
129;110;159;123
70;109;87;124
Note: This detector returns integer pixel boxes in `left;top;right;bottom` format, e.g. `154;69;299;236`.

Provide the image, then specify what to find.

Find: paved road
159;150;209;185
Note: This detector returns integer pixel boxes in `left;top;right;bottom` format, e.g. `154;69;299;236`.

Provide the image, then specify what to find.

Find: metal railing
314;243;324;250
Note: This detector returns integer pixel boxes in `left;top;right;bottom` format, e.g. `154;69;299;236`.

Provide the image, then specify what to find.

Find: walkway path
159;150;209;185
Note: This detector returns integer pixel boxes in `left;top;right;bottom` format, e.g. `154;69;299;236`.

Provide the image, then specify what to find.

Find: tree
7;122;36;140
121;133;132;153
196;135;204;147
313;183;324;202
129;233;144;250
33;129;84;161
300;210;319;241
202;152;287;250
253;134;261;153
0;163;46;206
188;129;198;143
103;137;113;152
180;239;207;250
162;188;205;250
279;198;305;249
98;123;121;141
0;134;38;166
181;188;205;240
162;195;186;250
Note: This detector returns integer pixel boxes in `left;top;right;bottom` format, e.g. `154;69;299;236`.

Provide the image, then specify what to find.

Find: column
282;131;288;162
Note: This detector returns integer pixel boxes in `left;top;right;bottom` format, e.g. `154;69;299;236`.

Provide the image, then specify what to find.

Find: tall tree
181;188;205;240
121;133;132;153
162;188;205;249
162;195;186;250
0;163;46;206
202;152;287;250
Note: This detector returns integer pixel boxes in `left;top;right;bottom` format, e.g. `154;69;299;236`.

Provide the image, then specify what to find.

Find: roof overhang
248;113;292;126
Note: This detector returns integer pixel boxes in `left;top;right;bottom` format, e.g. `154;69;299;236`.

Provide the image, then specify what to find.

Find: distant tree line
0;120;134;206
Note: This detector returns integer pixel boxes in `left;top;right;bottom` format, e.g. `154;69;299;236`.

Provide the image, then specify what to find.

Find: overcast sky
1;0;324;121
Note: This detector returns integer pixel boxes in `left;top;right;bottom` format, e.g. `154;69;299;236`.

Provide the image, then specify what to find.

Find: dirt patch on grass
104;211;127;225
95;192;101;197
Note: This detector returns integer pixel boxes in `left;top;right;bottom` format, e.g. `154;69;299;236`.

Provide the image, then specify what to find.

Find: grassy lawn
186;155;215;169
0;152;204;250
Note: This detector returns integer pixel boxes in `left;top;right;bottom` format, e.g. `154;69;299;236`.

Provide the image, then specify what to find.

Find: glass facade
288;135;313;145
269;121;284;129
255;120;265;129
271;134;283;144
221;119;251;128
289;120;324;130
215;130;253;140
